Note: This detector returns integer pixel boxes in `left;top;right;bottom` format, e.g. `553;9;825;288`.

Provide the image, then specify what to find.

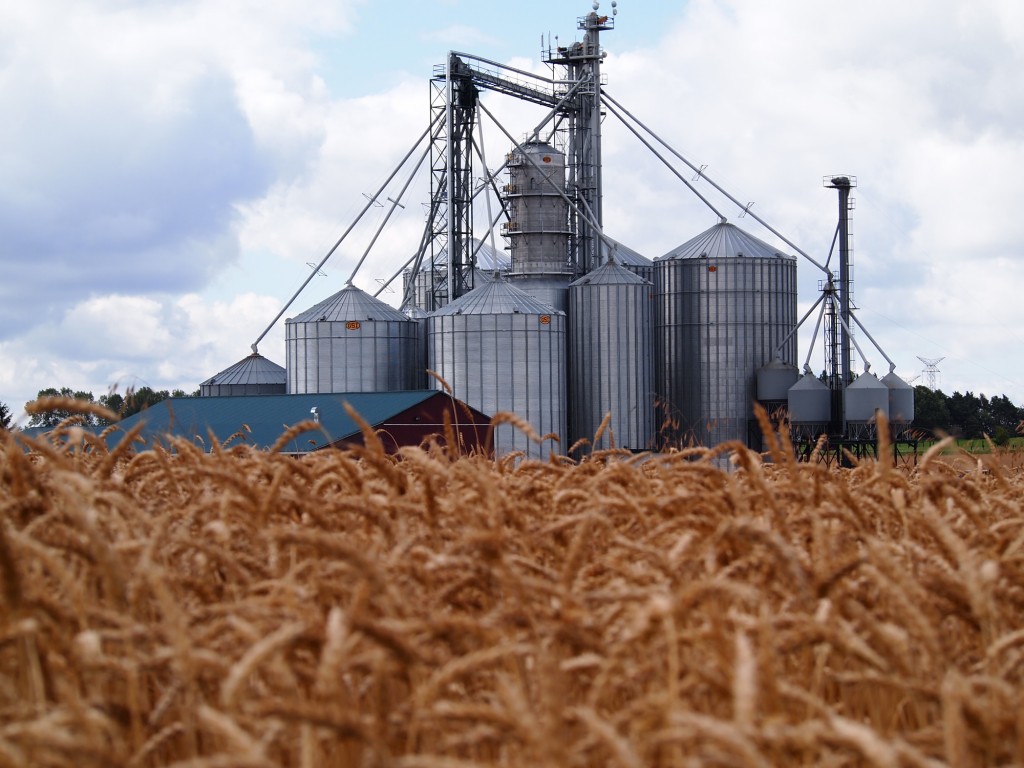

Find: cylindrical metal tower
286;283;422;394
200;353;286;397
426;278;566;459
654;222;798;449
503;141;573;311
568;260;654;452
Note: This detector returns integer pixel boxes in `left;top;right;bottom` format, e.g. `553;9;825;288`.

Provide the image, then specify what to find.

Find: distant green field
913;436;1024;454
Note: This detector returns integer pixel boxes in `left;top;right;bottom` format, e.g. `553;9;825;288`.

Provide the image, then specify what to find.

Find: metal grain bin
507;273;571;313
654;222;798;449
881;371;915;425
788;373;831;425
844;372;890;428
568;261;654;453
200;353;286;397
757;357;800;403
427;278;566;459
286;283;421;394
600;237;654;283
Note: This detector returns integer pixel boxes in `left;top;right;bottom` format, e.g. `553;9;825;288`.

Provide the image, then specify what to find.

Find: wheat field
2;400;1023;767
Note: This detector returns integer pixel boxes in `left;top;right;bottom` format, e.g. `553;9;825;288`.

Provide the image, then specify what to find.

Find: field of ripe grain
2;406;1024;767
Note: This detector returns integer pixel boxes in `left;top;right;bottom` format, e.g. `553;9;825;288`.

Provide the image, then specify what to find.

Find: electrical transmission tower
916;356;945;390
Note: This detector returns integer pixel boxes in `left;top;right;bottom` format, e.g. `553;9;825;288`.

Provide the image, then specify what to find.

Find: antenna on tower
917;356;945;391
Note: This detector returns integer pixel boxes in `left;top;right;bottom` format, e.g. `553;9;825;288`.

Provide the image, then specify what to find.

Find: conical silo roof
430;276;560;316
472;238;511;271
201;353;286;387
881;370;915;423
290;283;409;323
570;260;649;286
756;357;800;401
658;222;795;261
599;237;653;269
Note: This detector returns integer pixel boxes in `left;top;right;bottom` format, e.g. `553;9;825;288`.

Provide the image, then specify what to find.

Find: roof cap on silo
657;222;796;261
472;238;511;271
290;283;410;323
599;237;653;267
789;372;830;391
201;353;286;387
570;260;650;286
880;371;914;390
404;305;430;319
846;372;887;390
430;276;561;316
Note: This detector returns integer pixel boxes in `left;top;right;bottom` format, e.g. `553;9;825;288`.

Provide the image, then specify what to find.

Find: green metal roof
104;391;439;452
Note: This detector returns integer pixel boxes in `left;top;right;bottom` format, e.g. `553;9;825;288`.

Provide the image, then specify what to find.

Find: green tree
99;392;125;421
947;391;984;439
987;394;1022;433
913;386;951;436
26;387;99;428
123;387;170;416
0;401;13;431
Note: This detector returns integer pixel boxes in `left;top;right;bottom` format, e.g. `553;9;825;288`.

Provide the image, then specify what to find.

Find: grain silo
426;277;566;458
600;237;654;283
286;283;421;394
787;372;831;438
654;222;798;449
200;353;286;397
503;141;573;312
882;370;915;438
844;372;890;437
568;260;654;452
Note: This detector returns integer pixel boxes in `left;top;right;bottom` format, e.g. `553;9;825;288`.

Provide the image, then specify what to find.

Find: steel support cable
601;98;727;223
803;294;829;374
847;310;897;374
374;250;419;300
824;220;840;272
602;90;831;277
837;311;874;374
251;110;444;353
776;289;828;361
346;139;432;285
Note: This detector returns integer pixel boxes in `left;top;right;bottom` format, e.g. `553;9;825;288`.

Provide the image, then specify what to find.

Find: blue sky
2;0;1023;421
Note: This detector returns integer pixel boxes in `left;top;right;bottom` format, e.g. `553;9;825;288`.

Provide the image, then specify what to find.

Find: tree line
912;386;1023;443
0;386;199;429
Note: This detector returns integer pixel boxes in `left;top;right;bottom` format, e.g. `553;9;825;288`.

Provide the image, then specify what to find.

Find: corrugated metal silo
286;283;421;394
427;278;566;459
600;237;654;283
654;222;798;449
756;358;800;402
788;373;831;426
881;371;915;428
568;261;654;452
844;373;890;432
200;353;286;397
